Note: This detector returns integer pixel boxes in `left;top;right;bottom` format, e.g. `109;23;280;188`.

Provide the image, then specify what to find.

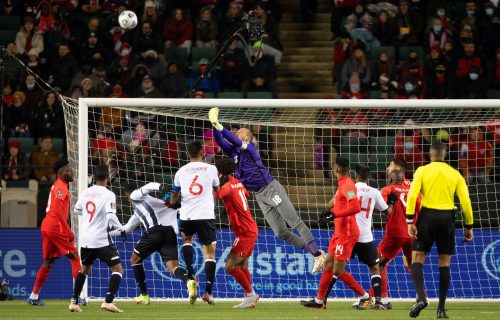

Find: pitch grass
2;300;499;320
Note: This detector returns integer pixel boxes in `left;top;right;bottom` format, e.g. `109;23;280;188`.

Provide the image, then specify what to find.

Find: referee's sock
204;259;216;295
411;263;426;302
370;274;382;300
72;272;87;302
105;272;122;303
438;266;450;310
182;243;195;276
173;266;190;283
132;263;148;295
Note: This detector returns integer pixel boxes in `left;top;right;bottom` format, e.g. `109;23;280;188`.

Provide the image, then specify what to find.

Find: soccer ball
118;10;138;30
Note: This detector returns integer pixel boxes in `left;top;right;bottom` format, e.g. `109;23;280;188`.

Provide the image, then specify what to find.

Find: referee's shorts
412;208;455;255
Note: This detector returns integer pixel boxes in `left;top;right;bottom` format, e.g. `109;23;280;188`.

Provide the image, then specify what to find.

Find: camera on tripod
242;11;265;41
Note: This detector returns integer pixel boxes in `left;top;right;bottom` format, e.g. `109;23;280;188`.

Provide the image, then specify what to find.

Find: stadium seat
0;16;21;31
164;47;189;66
347;153;369;171
369;136;395;153
9;137;34;156
399;46;425;62
487;90;500;99
369;153;393;172
369;90;381;99
247;91;273;99
341;136;369;154
0;30;17;46
370;46;396;60
218;91;244;99
191;47;216;64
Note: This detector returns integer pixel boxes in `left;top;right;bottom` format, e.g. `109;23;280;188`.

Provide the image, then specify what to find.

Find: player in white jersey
109;182;197;305
171;141;220;305
69;164;124;313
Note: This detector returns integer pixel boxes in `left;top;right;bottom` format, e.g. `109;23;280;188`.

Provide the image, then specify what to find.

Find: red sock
381;265;388;298
32;264;51;294
241;267;252;287
69;256;81;280
317;268;334;300
229;268;252;294
339;271;366;297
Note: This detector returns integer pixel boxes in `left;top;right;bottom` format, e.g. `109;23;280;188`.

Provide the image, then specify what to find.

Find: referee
406;142;474;319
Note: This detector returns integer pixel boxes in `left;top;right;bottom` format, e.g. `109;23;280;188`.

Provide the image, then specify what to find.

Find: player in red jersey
301;157;361;309
27;160;81;306
215;158;259;309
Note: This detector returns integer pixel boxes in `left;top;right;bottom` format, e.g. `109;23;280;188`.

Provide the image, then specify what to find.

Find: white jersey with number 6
355;182;388;243
74;185;117;248
174;161;220;220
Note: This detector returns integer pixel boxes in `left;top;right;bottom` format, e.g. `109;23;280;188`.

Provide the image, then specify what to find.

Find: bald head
237;128;253;143
430;141;446;161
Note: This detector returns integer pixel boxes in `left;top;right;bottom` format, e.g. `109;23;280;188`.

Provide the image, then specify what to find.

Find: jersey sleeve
173;170;181;191
406;167;423;219
334;184;362;217
121;215;141;234
456;171;474;227
130;183;161;201
52;185;72;234
74;196;83;215
375;190;389;211
212;166;220;187
105;193;117;214
381;186;390;202
215;183;231;200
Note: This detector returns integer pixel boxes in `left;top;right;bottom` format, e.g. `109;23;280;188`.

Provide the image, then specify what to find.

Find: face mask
433;24;442;33
121;49;130;56
467;9;475;17
469;73;479;80
350;83;360;93
404;82;414;92
486;8;494;16
26;83;35;90
404;141;414;150
437;10;445;17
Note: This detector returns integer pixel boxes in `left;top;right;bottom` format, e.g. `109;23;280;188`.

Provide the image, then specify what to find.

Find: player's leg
65;251;86;305
69;248;96;313
300;253;335;309
180;220;196;279
130;253;150;304
100;246;123;313
199;220;217;305
358;242;384;309
435;212;455;319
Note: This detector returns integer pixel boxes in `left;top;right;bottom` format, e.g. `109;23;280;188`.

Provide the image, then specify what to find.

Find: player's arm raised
130;182;163;200
209;107;234;152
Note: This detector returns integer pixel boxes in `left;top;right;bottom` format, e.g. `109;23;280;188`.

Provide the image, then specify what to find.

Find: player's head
94;164;110;185
387;158;407;175
388;168;405;185
123;184;137;203
187;141;203;160
215;157;236;178
334;157;350;178
355;164;370;182
429;141;446;161
54;159;73;182
237;127;253;143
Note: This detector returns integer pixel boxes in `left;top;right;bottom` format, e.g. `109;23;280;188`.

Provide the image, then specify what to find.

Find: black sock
204;260;216;295
105;272;122;303
411;263;426;302
182;244;195;275
371;275;382;300
438;266;450;310
173;266;190;283
133;263;148;295
72;272;87;302
324;275;337;303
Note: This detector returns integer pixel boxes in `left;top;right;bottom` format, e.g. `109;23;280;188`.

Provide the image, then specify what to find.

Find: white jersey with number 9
174;162;220;220
355;182;389;243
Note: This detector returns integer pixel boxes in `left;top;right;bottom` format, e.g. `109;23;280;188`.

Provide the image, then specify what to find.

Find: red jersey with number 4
41;178;71;235
216;176;258;237
332;176;361;237
381;179;421;238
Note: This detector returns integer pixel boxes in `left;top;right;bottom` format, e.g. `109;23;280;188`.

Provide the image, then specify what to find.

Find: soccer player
208;107;325;273
171;141;220;304
27;160;82;306
301;157;361;309
407;142;474;318
69;164;124;313
109;182;197;305
215;158;259;309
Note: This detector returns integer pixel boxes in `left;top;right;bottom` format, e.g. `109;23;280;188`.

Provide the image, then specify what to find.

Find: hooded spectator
131;74;161;98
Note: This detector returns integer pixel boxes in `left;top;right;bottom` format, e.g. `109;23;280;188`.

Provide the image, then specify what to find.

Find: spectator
455;1;479;32
219;39;247;91
2;82;14;107
133;21;164;60
4;42;26;87
344;3;372;32
340;44;371;91
396;62;426;99
435;129;460;169
441;38;456;65
163;8;193;54
427;61;454;99
160;62;187;98
219;1;244;40
485;48;500;90
395;129;424;177
457;65;486;99
342;108;369;152
22;74;44;117
459;127;494;184
332;32;354;90
478;1;500;58
3;140;30;181
92;125;118;159
485;108;500;181
142;0;161;31
330;0;356;38
35;92;65;139
4;91;32;138
202;128;220;164
341;72;367;99
71;78;97;99
131;74;161;98
424;17;451;54
108;41;135;87
425;45;446;75
255;2;281;50
196;6;218;48
26;49;42;75
15;16;44;57
162;127;179;167
455;41;483;82
81;32;110;68
98;84;127;131
370;51;398;92
248;50;276;93
36;1;56;34
104;0;129;30
395;0;423;45
127;63;150;94
143;50;166;83
48;42;79;93
30;136;60;182
77;16;105;52
187;58;220;93
372;9;397;46
70;61;101;93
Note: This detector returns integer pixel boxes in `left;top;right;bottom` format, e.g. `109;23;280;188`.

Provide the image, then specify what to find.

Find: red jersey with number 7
216;176;258;237
381;179;421;239
41;178;72;235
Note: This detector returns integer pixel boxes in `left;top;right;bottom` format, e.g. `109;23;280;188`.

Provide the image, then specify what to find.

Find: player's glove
209;107;223;131
387;192;398;206
318;208;335;228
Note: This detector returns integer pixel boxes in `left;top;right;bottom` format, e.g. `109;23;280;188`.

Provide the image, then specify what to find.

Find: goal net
61;97;500;300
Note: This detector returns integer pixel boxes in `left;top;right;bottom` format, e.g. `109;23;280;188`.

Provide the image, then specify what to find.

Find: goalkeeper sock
339;271;366;297
173;266;190;283
411;263;426;302
72;272;87;302
69;256;81;281
105;272;122;303
182;244;195;276
371;274;382;299
133;263;148;295
32;264;51;295
317;268;335;301
229;268;252;294
438;266;450;310
205;259;216;295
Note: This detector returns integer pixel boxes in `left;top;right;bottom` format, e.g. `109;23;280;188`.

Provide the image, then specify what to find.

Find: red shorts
231;235;257;257
327;234;358;261
42;230;77;260
378;236;413;261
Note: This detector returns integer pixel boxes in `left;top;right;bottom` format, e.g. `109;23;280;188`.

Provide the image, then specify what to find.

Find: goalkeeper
209;107;325;273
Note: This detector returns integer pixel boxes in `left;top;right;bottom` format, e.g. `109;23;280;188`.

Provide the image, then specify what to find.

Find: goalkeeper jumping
209;108;325;273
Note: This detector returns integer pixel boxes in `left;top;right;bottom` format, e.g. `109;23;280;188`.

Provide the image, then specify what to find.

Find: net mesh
61;97;500;300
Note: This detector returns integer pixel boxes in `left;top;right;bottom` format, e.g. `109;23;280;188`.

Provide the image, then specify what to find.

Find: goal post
62;97;500;300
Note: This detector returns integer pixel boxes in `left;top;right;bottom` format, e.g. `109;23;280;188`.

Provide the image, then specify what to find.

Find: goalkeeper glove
387;192;398;206
209;107;223;131
318;208;335;228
